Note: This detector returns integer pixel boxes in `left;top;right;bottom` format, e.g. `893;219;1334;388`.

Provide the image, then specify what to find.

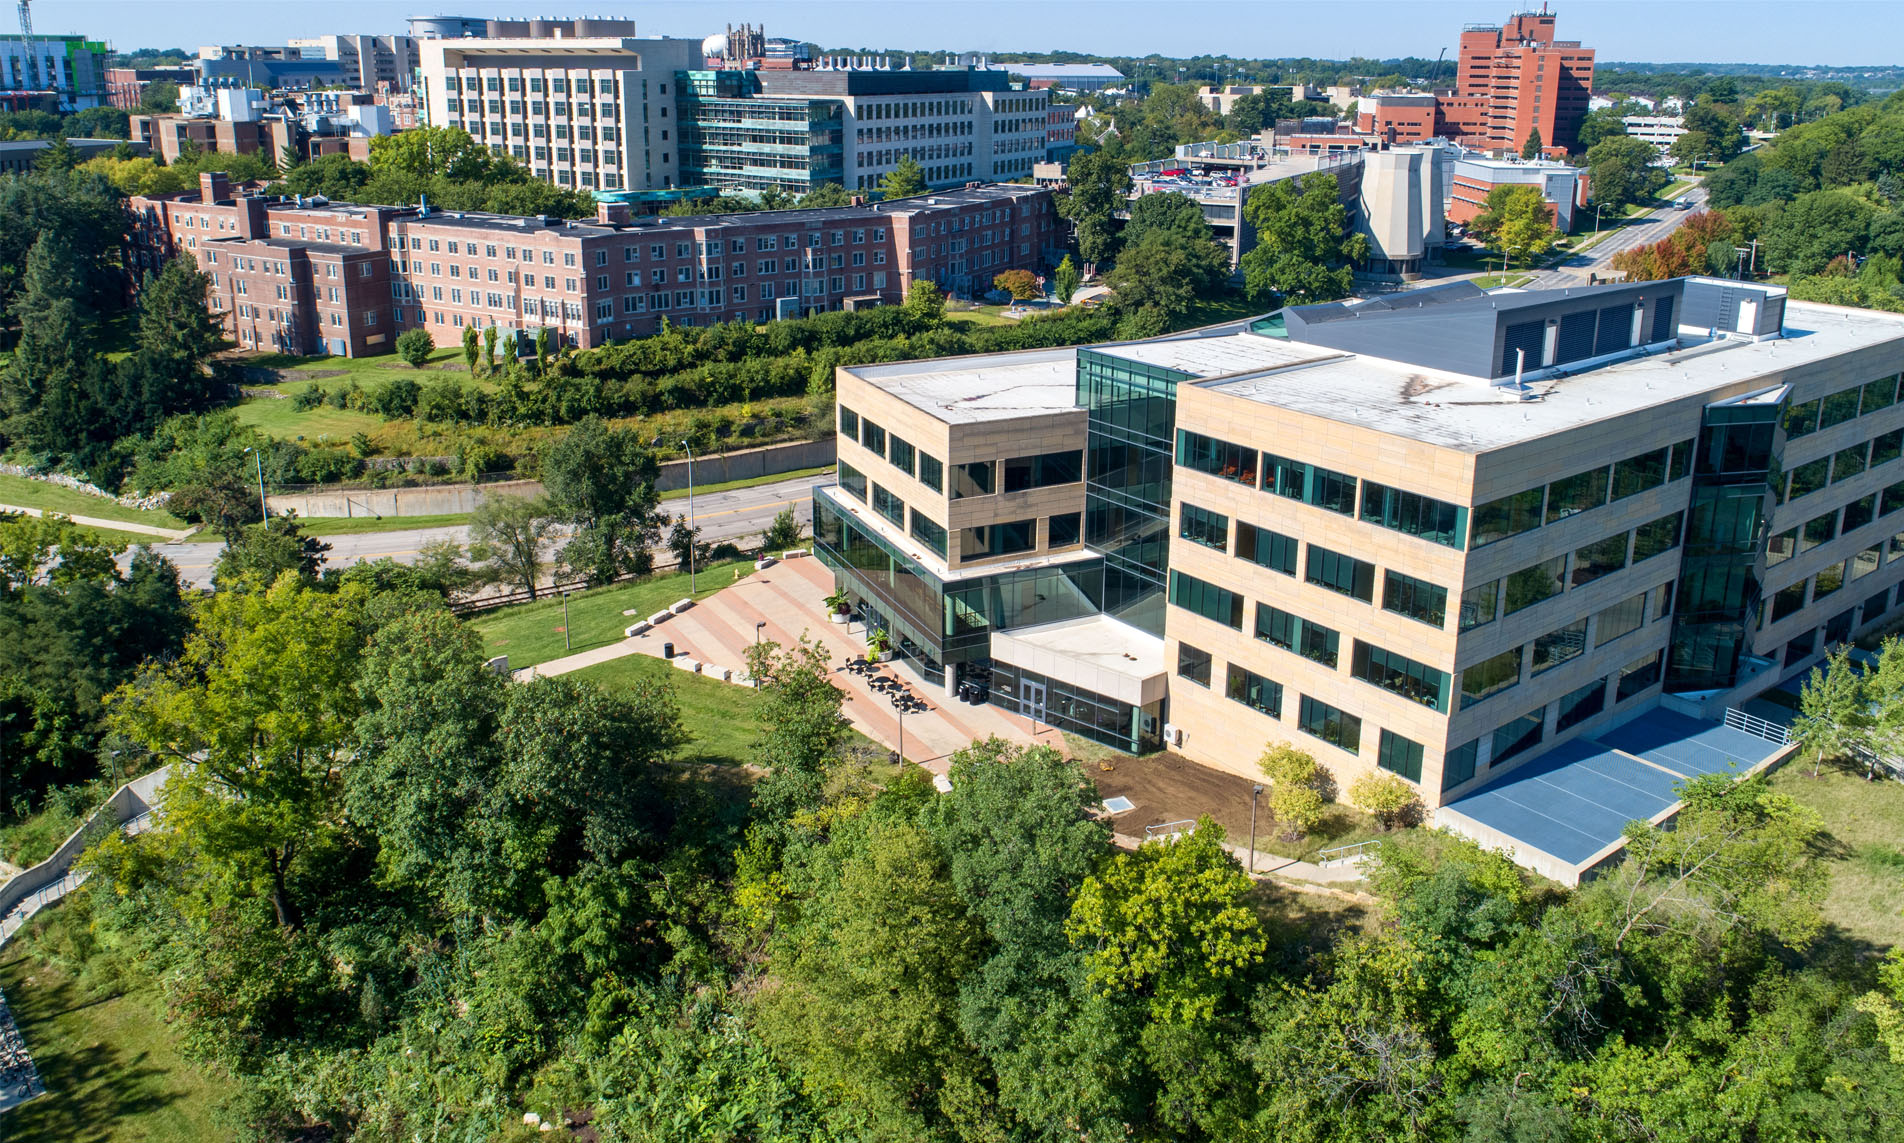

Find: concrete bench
669;598;695;615
781;548;809;559
672;657;702;673
623;620;651;638
484;655;509;675
646;610;672;627
705;666;733;682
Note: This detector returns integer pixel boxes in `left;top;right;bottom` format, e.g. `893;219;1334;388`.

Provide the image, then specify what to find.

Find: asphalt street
147;469;830;589
1520;181;1711;289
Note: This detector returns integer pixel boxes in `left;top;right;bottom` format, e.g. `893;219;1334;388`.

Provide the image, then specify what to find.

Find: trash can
662;641;676;659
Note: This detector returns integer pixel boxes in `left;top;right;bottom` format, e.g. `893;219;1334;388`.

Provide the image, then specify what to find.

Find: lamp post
562;590;572;651
679;438;697;593
1595;201;1604;235
1249;784;1262;874
243;446;267;521
890;691;906;767
755;621;766;689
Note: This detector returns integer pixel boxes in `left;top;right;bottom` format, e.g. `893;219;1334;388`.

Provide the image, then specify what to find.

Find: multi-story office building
287;34;420;92
1623;114;1686;159
1447;149;1588;231
128;174;1055;356
816;277;1904;823
0;34;110;110
675;69;842;194
1436;8;1594;152
416;34;707;193
105;66;196;110
195;44;350;89
408;16;639;41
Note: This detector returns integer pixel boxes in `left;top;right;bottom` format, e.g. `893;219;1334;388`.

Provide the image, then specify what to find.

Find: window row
1780;428;1902;503
1458;584;1671;711
1176;642;1373;757
1461;512;1682;632
1443;652;1662;791
839;406;946;493
1471;440;1696;549
1767;479;1904;567
1783;373;1902;439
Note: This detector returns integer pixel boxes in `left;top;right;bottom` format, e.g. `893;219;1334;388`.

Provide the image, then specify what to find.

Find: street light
891;691;907;766
1249;784;1263;874
679;438;697;593
243;446;267;521
754;621;766;689
561;590;572;651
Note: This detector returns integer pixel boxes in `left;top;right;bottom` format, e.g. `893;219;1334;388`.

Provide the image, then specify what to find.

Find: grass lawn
1179;294;1266;328
0;475;186;530
947;307;1023;328
661;464;831;502
571;654;767;767
1473;272;1537;289
1769;759;1904;951
231;395;384;443
0;910;235;1143
469;558;752;670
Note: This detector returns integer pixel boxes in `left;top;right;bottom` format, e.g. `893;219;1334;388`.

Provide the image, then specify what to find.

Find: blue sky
32;1;1892;66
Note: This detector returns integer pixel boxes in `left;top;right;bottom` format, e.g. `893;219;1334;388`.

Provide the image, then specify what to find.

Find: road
146;470;830;589
1520;181;1710;289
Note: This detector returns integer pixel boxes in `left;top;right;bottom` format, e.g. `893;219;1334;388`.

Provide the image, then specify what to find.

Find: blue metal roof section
1441;707;1788;876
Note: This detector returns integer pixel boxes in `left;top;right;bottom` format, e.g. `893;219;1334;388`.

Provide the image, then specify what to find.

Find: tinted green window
1820;387;1861;429
1255;603;1297;650
1004;450;1084;492
1572;533;1631;587
1633;512;1684;562
1862;375;1899;414
1844;494;1877;533
1556;677;1608;732
839;406;859;439
872;483;905;525
1442;739;1480;790
1669;438;1697;481
1612;446;1671;500
1470;487;1544;547
1799;512;1838;552
1832;443;1869;484
1226;665;1282;717
1786;457;1829;500
1872;428;1904;468
1504;555;1566;615
1461;646;1523;709
951;460;994;498
1305;545;1376;602
838;460;867;500
1177;429;1257;485
1851;545;1882;580
1491;710;1544;765
1546;467;1610;524
1178;503;1229;550
918;453;944;492
1177;643;1212;686
1771;581;1807;621
1351;641;1449;711
1383;570;1448;627
1262;452;1305;500
1297;696;1361;753
1813;562;1845;602
860;419;887;456
1048;512;1081;547
1377;730;1424;783
1298;619;1340;668
1168;570;1243;629
909;512;947;556
1460;578;1500;630
1360;482;1467;549
960;519;1035;558
1885;479;1904;516
1236;521;1298;575
1308;465;1358;515
1533;618;1589;674
1784;398;1820;438
888;435;916;476
1617;651;1663;700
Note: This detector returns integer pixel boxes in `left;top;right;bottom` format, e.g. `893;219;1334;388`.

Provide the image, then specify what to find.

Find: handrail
1143;819;1198;841
1723;707;1791;745
1316;838;1382;867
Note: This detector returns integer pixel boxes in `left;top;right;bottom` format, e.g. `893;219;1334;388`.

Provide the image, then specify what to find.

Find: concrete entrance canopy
991;614;1167;708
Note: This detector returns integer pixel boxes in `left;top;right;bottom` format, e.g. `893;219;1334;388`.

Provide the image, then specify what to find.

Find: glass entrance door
1021;679;1047;722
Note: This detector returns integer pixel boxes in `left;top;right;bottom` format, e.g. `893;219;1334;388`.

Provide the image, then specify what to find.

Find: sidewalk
0;503;193;542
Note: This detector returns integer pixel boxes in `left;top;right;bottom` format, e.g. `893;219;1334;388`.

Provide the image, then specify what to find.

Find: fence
1316;839;1382;869
1142;819;1198;842
1723;707;1792;746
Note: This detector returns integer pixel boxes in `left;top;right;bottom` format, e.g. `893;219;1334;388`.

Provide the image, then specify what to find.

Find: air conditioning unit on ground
1162;723;1184;747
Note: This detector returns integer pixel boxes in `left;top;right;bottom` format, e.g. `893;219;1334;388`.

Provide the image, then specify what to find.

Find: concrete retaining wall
0;767;171;931
267;436;837;518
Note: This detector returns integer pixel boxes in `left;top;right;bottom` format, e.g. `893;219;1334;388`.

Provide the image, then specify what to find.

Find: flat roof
1098;328;1338;377
1203;299;1904;452
991;614;1166;706
847;347;1083;424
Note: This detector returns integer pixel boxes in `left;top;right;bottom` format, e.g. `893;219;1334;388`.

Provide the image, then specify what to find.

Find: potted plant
825;588;851;624
866;628;891;663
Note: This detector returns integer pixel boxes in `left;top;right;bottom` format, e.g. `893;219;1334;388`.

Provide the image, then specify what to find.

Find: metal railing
1723;707;1792;746
1316;839;1383;868
1143;819;1198;842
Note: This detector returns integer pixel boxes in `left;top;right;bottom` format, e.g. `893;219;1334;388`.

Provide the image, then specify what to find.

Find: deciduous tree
466;494;555;599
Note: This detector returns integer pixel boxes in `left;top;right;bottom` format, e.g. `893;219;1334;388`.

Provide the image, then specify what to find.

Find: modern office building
416;34;707;193
816;277;1904;821
126;173;1055;356
286;34;420;92
675;68;842;194
195;44;351;90
1623;114;1687;159
0;33;110;110
408;16;640;41
1436;8;1595;152
1447;150;1588;231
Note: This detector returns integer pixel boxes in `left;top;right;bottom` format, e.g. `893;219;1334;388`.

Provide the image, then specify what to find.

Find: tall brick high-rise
1436;7;1595;154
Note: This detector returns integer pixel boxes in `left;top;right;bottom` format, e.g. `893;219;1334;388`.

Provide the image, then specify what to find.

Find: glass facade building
677;71;844;193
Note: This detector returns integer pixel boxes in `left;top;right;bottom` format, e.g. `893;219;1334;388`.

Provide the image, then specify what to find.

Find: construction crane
15;0;34;90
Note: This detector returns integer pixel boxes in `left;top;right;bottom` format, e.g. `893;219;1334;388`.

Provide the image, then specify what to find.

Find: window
1863;375;1900;414
1048;512;1082;547
1771;580;1808;622
961;520;1036;559
1851;544;1882;581
888;436;916;477
1887;480;1904;516
1841;493;1876;533
1360;482;1465;548
1351;641;1448;711
1785;397;1821;438
1612;445;1671;500
1377;730;1424;783
1255;603;1298;652
1460;579;1500;631
951;461;994;499
872;484;905;526
1799;511;1839;553
1002;450;1083;491
1491;710;1545;766
1632;513;1683;562
1177;643;1212;687
1169;571;1244;629
1872;428;1903;468
1235;521;1297;575
1833;443;1870;484
1572;533;1630;587
1178;503;1229;550
1307;464;1358;515
1547;468;1610;524
909;512;947;556
1298;696;1361;753
1819;386;1862;430
1177;429;1256;485
1443;740;1480;791
1617;651;1663;700
1461;646;1523;709
1787;456;1829;500
1595;594;1646;646
918;454;944;492
1305;545;1376;602
1504;555;1567;615
1532;618;1589;674
1382;570;1448;627
1470;487;1544;547
1813;561;1846;603
838;460;867;501
1226;665;1282;718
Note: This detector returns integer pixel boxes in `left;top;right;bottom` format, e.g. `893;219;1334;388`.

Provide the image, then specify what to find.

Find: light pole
243;446;267;521
562;590;572;651
1594;201;1604;235
754;621;766;689
679;438;697;593
891;691;906;766
1249;784;1262;874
